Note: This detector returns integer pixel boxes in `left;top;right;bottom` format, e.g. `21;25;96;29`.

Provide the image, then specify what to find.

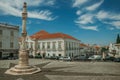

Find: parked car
8;56;18;60
88;55;102;61
114;57;120;62
104;56;115;61
50;56;58;60
63;56;71;61
2;56;9;60
45;56;51;59
59;56;64;60
35;55;42;59
74;55;87;61
29;55;33;58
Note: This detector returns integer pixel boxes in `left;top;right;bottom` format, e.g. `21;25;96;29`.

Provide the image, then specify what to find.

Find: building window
47;42;50;49
30;42;33;49
38;42;40;49
52;42;56;50
69;42;71;50
65;42;68;50
53;54;55;57
42;42;45;49
0;41;2;48
10;31;14;36
72;42;74;50
69;53;71;57
0;30;2;35
10;42;14;48
58;41;62;50
48;53;49;56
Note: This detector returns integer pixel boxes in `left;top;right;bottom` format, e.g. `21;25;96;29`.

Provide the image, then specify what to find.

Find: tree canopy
116;34;120;44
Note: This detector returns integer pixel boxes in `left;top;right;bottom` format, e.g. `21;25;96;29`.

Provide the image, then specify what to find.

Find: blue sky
0;0;120;46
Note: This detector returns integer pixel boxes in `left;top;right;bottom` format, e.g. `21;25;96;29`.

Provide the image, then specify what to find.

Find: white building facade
25;30;80;58
0;23;19;59
109;43;120;57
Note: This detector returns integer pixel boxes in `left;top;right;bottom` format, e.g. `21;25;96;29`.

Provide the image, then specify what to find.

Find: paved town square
0;0;120;80
0;59;120;80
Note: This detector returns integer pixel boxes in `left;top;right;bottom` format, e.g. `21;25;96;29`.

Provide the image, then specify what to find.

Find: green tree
116;34;120;44
101;47;108;53
119;35;120;43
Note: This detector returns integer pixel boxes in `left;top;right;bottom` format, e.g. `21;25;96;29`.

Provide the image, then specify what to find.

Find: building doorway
43;53;46;58
59;54;61;57
0;52;2;59
10;53;14;58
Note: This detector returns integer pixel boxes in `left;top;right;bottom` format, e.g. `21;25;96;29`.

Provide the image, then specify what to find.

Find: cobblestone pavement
0;59;120;80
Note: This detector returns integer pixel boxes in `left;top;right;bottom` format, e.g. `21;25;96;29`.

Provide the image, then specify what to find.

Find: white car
63;56;71;61
59;56;64;60
88;55;102;60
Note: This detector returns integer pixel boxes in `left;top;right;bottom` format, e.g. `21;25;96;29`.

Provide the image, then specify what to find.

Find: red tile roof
30;30;78;40
80;43;88;47
94;46;100;49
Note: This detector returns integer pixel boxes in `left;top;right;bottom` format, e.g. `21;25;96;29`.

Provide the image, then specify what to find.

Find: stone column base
5;65;41;75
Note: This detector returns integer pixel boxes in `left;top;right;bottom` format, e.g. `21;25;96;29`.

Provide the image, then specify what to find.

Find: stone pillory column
5;2;41;75
19;2;28;66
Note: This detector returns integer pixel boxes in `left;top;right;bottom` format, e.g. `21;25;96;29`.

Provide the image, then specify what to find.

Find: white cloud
2;0;55;9
86;0;104;11
111;21;120;29
75;13;98;31
0;0;56;21
96;11;120;29
96;10;120;21
76;10;82;15
45;0;55;6
109;27;114;30
103;21;120;29
96;11;109;20
28;10;56;21
110;15;120;20
73;0;120;31
72;0;88;7
79;25;98;31
0;2;21;16
73;0;103;31
75;14;94;24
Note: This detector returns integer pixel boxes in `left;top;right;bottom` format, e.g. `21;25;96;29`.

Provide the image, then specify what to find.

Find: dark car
45;56;51;59
104;56;115;61
8;56;18;60
50;56;58;60
35;55;42;59
114;58;120;62
29;55;33;58
2;56;9;60
74;55;87;61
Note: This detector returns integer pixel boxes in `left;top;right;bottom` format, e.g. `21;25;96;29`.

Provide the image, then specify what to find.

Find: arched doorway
42;53;46;58
0;52;2;59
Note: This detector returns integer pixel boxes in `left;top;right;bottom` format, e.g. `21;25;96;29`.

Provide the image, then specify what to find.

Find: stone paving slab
29;59;51;65
45;75;120;80
0;59;51;68
0;59;120;80
43;61;76;68
44;61;120;75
